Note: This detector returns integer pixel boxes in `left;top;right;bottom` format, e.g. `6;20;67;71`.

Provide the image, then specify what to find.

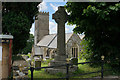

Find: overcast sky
30;1;75;35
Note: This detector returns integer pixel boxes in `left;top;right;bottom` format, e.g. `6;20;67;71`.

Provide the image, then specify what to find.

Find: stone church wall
66;34;82;58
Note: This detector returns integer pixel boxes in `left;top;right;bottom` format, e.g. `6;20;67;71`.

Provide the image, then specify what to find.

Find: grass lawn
28;58;119;78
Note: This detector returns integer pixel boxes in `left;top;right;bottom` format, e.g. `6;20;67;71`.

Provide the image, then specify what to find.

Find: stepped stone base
45;60;78;74
49;55;68;69
54;55;67;61
45;68;66;74
45;54;78;74
45;66;78;74
50;60;67;69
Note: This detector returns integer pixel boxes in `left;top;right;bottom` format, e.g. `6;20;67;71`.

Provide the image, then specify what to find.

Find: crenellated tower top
38;11;49;15
35;12;49;20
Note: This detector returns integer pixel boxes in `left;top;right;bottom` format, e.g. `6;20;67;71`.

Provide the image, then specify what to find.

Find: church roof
37;33;85;49
37;33;73;48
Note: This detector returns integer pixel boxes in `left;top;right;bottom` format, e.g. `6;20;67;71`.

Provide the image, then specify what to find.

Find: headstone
70;58;78;65
35;60;41;68
34;57;41;68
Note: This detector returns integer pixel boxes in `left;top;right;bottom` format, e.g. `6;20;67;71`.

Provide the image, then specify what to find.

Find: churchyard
1;2;120;80
9;52;119;79
27;58;119;79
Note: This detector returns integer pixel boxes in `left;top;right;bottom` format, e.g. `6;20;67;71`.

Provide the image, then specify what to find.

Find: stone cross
52;6;68;56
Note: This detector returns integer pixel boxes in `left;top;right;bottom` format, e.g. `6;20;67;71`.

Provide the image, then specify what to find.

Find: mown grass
28;69;60;78
28;58;114;78
71;59;101;78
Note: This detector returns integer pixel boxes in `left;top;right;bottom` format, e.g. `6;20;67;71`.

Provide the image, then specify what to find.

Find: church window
46;49;49;58
72;47;78;58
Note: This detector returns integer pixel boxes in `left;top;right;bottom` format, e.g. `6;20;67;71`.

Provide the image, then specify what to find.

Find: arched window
72;47;78;58
46;49;49;58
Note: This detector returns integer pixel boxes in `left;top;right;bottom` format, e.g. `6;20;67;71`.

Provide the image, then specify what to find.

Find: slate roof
37;33;73;48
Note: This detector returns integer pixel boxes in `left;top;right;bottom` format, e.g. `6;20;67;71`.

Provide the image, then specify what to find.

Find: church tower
34;12;49;45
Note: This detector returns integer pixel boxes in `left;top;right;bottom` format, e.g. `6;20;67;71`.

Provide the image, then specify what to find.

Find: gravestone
46;6;69;74
70;58;78;65
34;57;42;68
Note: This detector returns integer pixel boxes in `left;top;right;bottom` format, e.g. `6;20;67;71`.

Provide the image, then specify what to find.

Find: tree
22;34;34;54
2;2;40;54
65;2;120;68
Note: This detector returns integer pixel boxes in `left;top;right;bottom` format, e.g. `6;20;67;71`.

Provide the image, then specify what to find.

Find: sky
30;1;75;35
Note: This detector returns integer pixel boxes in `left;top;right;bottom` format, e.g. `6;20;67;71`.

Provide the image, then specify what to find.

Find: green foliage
28;69;60;78
41;59;53;67
3;11;30;54
22;34;34;54
79;39;92;60
12;55;25;62
2;2;40;54
65;2;120;69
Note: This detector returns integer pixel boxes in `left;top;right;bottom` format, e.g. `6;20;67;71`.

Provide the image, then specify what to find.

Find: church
32;12;84;60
